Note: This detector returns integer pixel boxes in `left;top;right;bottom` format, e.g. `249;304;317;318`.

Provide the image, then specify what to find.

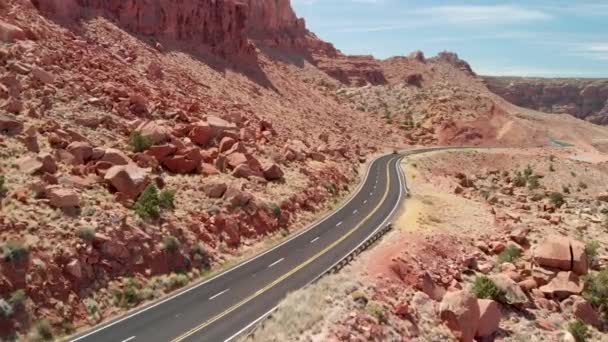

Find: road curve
70;150;429;342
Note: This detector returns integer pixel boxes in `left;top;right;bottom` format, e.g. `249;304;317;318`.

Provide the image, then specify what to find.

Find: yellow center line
171;157;398;342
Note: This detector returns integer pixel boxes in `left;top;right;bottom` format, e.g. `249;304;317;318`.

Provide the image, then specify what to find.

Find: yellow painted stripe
171;157;397;342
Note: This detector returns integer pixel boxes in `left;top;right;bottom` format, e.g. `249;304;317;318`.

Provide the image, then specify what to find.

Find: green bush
129;131;153;152
0;175;7;198
162;236;180;253
9;289;26;308
159;189;176;209
586;241;601;265
134;185;161;219
77;227;96;242
498;245;522;263
567;320;589;342
2;241;29;263
549;192;565;207
583;269;608;320
366;301;388;324
33;319;54;341
473;276;503;300
113;279;143;308
268;203;281;218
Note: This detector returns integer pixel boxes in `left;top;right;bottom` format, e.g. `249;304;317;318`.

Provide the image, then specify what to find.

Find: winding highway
70;150;433;342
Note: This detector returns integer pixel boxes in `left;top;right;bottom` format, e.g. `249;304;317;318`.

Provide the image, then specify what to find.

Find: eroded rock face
484;77;608;124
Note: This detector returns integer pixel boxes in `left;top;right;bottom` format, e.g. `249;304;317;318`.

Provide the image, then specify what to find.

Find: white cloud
413;5;551;25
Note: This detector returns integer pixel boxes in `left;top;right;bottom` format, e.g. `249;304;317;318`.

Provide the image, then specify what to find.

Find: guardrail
240;223;394;341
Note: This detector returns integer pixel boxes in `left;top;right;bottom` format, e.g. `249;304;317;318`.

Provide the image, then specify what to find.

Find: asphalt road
71;151;424;342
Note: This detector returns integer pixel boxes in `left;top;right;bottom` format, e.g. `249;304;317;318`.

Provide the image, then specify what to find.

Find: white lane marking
121;337;136;342
336;221;343;227
353;209;358;214
363;200;367;204
209;289;230;300
310;237;320;244
267;258;285;268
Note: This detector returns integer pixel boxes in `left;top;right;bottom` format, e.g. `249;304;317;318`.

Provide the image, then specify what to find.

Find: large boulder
100;148;130;166
0;114;23;135
263;163;284;181
218;136;236;153
67;141;93;164
232;164;262;179
161;147;201;174
207;116;237;137
18;156;43;174
489;274;529;306
136;121;169;144
189;122;213;146
476;299;501;338
104;164;150;198
47;187;80;208
439;290;480;342
203;182;227;198
226;152;248;169
534;236;588;275
539;271;583;300
0;20;25;43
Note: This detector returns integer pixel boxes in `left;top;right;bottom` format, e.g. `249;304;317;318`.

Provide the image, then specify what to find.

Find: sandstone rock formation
484;77;608;124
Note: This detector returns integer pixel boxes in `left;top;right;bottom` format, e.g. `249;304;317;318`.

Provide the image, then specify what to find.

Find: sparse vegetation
159;189;176;209
2;241;29;263
9;289;26;308
129;131;153;152
498;245;522;263
77;226;96;242
32;319;54;341
134;185;176;219
268;203;282;218
578;181;588;190
527;175;541;190
113;278;143;308
563;185;571;194
351;290;368;305
586;241;601;265
567;319;589;342
549;164;555;172
473;276;503;301
192;243;211;269
324;182;338;195
530;193;545;202
366;301;388;324
583;269;608;320
0;175;7;198
549;191;565;207
162;236;180;253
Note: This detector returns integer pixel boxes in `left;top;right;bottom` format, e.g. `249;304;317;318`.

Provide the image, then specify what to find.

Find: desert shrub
586;241;601;265
578;181;588;190
268;203;281;218
523;165;533;178
0;299;13;318
84;298;100;321
583;269;608;320
549;155;556;162
498;245;522;263
549;164;555;172
563;185;571;194
527;175;541;190
530;193;545;202
324;182;338;195
33;319;53;341
549;192;565;207
77;227;96;242
0;175;7;198
351;290;368;305
9;289;26;308
158;189;176;209
113;279;143;308
473;276;503;300
366;301;388;324
192;243;211;269
129;131;153;152
2;241;29;263
571;171;577;177
162;236;180;253
568;320;589;342
165;273;189;291
513;171;527;187
134;185;161;219
501;170;509;178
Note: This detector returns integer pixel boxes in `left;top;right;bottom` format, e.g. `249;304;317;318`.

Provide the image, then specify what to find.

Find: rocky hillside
484;77;608;125
1;0;607;340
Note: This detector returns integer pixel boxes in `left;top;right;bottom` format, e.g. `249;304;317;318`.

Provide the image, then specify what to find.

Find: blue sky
292;0;608;77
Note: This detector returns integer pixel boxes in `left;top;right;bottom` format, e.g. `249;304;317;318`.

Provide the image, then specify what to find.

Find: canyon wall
485;77;608;124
